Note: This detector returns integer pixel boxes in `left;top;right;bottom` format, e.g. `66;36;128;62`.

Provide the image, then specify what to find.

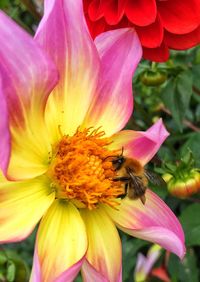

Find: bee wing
127;169;146;196
144;170;166;186
127;170;141;188
127;181;136;199
131;174;143;190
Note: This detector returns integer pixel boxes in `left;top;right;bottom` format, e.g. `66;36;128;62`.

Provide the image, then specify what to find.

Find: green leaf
180;132;200;167
6;260;16;282
0;0;9;8
179;203;200;246
176;70;193;108
0;251;7;265
168;250;199;282
161;71;193;131
158;146;175;162
150;185;168;200
0;250;30;282
74;274;82;282
195;104;200;121
193;65;200;90
14;260;29;282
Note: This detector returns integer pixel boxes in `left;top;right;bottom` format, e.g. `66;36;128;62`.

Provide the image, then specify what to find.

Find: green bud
167;170;200;198
140;70;167;86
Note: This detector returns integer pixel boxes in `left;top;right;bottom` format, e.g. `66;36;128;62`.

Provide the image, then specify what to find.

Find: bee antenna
103;155;117;161
103;147;124;161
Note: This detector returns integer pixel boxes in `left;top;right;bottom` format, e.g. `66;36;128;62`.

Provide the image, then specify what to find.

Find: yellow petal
32;200;87;282
7;118;53;180
0;175;54;243
0;170;6;182
81;207;122;282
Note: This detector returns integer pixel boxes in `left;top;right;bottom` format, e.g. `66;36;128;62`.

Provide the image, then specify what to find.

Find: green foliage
168;250;199;282
0;0;9;9
180;132;200;166
161;70;193;131
0;249;30;282
179;203;200;246
122;235;149;281
2;0;40;33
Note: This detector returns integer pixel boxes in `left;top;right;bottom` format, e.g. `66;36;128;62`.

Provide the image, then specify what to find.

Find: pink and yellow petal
80;208;122;282
82;28;142;136
0;175;54;243
0;11;58;179
31;200;87;282
104;190;185;259
35;0;100;141
109;119;169;166
82;260;109;282
31;253;84;282
0;79;10;174
54;259;85;282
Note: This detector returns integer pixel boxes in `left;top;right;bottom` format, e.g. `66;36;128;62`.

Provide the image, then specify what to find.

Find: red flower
84;0;200;62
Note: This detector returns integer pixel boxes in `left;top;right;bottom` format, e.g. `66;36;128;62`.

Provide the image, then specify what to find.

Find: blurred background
1;1;200;281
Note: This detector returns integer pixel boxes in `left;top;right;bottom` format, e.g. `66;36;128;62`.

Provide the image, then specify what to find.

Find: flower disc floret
48;128;124;209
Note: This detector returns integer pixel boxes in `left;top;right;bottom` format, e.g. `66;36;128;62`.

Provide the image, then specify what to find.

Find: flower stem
161;106;200;132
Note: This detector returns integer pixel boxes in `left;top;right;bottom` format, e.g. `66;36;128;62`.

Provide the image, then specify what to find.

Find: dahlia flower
0;0;185;281
84;0;200;61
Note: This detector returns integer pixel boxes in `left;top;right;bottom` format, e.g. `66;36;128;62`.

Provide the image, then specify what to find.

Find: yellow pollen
48;128;124;209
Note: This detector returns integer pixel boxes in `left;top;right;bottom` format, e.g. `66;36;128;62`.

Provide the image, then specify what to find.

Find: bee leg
140;195;146;205
115;180;129;199
113;177;130;182
124;183;128;194
117;183;128;199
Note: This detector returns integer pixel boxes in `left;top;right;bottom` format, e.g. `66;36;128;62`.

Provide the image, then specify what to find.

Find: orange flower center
48;128;124;209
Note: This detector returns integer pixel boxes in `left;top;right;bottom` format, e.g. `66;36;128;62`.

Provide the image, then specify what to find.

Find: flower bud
166;170;200;198
162;173;173;183
140;70;167;86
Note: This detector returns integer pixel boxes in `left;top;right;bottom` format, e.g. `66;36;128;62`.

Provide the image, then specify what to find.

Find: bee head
111;147;125;170
111;155;125;170
103;147;125;170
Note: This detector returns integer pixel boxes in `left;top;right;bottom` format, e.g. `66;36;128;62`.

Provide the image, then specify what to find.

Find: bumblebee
109;148;165;204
